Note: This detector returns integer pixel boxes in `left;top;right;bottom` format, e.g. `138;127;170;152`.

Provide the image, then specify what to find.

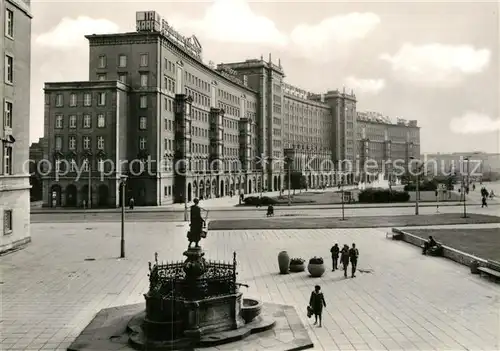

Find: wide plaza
1;221;499;351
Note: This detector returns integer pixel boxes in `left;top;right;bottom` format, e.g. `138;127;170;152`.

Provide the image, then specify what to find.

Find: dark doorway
187;183;192;202
50;185;62;207
65;184;77;207
81;185;89;207
220;180;224;197
248;180;252;194
98;185;109;207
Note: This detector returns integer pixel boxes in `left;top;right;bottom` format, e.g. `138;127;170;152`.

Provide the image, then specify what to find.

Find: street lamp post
120;175;127;258
462;157;470;218
340;179;345;220
410;156;421;215
284;148;295;206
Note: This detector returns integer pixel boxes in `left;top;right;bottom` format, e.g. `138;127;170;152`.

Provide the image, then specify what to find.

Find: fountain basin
241;298;262;323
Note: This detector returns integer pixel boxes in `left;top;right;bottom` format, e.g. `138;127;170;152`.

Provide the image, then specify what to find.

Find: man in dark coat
349;243;359;278
330;243;340;271
340;245;350;278
188;198;205;248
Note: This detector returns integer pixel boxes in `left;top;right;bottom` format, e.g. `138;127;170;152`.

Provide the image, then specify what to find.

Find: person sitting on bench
422;236;438;255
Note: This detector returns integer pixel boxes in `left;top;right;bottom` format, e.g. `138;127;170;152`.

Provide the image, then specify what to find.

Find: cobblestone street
1;222;499;350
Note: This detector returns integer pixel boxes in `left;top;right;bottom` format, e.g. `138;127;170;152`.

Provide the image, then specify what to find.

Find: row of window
55;135;106;150
218;101;240;118
186;71;210;93
50;92;107;107
185;87;209;108
55;113;106;129
98;53;149;69
218;88;240;105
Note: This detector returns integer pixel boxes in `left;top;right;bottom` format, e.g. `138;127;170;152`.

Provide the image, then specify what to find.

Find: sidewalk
31;185;499;214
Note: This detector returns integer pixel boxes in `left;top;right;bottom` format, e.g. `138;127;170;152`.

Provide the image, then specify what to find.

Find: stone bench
478;260;500;281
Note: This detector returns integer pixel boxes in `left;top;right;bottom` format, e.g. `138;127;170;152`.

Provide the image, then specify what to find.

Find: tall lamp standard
284;148;295;206
462;156;471;218
410;157;422;215
340;178;345;221
120;175;127;258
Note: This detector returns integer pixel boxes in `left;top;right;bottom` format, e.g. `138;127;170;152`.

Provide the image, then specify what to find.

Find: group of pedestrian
307;243;360;328
330;243;359;278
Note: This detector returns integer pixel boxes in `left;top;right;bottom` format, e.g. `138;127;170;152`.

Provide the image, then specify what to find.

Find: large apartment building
0;0;32;253
40;10;418;208
357;111;420;182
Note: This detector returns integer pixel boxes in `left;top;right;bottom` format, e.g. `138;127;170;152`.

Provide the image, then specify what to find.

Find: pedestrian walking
482;195;488;208
340;245;350;278
309;285;326;327
349;243;359;278
330;243;339;271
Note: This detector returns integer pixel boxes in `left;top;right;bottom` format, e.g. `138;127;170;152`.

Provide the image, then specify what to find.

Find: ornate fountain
67;206;313;351
127;213;272;349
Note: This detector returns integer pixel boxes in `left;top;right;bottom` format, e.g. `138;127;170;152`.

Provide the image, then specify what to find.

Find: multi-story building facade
356;111;420;182
43;81;129;207
40;10;419;207
0;0;32;253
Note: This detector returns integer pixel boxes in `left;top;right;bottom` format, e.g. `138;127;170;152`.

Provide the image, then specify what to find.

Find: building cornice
6;0;32;18
44;80;130;92
283;93;330;109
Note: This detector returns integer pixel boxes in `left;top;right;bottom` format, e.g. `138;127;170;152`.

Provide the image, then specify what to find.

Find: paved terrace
1;223;499;351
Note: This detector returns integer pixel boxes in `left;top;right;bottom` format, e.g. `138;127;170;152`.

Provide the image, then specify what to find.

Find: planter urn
278;251;290;274
289;262;306;272
308;263;326;277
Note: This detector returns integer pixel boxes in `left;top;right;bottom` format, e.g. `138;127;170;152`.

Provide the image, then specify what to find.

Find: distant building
421;152;500;180
0;0;32;254
357;111;420;182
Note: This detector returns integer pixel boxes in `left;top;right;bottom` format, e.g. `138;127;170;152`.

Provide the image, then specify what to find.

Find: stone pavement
1;222;499;350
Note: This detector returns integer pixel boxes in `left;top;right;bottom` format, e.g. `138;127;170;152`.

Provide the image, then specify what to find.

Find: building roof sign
136;11;202;59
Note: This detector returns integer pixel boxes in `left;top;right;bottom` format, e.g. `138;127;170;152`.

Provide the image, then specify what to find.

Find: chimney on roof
268;53;272;63
278;58;281;67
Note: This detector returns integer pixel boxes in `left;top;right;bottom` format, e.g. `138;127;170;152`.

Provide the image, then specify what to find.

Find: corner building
41;11;411;207
0;0;32;253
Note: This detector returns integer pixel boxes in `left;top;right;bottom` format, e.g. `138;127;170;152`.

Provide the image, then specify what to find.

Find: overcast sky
30;0;499;153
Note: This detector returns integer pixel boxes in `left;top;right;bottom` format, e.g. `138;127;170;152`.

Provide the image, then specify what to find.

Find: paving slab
0;222;499;350
208;213;500;230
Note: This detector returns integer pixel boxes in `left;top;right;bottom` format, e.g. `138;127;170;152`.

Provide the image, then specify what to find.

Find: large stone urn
278;251;290;274
307;257;325;277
